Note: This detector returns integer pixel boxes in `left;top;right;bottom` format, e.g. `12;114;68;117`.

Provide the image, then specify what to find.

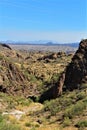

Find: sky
0;0;87;43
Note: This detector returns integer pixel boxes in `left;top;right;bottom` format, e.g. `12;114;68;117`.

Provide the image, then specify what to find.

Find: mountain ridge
0;41;79;47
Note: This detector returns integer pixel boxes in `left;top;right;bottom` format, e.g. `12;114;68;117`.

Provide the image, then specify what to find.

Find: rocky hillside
0;45;28;96
0;42;87;130
0;40;86;99
0;43;72;98
39;39;87;101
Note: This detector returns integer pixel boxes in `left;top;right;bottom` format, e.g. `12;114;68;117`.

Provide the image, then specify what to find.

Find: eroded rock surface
64;39;87;90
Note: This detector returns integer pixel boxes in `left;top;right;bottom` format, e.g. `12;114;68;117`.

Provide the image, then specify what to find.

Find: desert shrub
0;54;3;60
25;122;32;127
0;122;23;130
83;96;87;104
63;117;72;127
64;101;86;118
16;97;32;106
51;73;60;83
30;127;36;130
29;74;37;83
77;92;86;100
34;124;39;127
26;122;39;128
0;114;4;122
75;120;87;128
58;96;73;107
44;100;60;116
68;91;77;99
34;96;40;102
81;83;87;89
0;114;23;130
44;94;75;116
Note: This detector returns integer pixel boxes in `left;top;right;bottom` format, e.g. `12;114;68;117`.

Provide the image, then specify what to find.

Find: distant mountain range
0;40;79;48
46;42;79;48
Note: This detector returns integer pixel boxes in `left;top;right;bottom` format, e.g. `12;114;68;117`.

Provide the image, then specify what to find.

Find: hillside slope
0;41;87;130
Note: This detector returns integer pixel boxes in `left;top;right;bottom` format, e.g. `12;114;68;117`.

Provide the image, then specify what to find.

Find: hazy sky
0;0;87;43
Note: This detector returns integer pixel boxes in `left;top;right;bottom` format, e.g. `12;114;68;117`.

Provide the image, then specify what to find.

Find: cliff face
64;39;87;90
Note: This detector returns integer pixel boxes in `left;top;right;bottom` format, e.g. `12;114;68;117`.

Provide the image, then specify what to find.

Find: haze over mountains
0;40;79;47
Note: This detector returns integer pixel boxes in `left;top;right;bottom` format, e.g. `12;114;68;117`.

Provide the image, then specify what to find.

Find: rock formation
38;52;66;61
0;59;27;95
64;39;87;90
39;39;87;102
0;44;12;50
57;72;65;95
57;39;87;94
0;40;86;102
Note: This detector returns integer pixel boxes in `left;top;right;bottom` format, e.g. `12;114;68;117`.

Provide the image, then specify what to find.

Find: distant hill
46;42;79;48
64;43;79;47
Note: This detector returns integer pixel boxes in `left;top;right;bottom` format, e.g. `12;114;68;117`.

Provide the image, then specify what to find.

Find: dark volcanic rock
64;39;87;90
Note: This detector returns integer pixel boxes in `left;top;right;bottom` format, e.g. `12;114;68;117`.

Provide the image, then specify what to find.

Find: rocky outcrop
0;44;12;50
57;39;87;94
64;39;87;90
0;59;27;95
38;52;66;61
0;52;40;97
39;39;87;102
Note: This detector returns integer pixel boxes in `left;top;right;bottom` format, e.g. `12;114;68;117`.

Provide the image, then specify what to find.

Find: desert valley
0;39;87;130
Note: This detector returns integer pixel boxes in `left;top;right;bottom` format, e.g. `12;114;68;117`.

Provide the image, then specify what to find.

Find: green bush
0;114;23;130
0;114;4;122
51;73;59;83
77;92;86;100
75;120;87;128
81;83;87;89
30;127;36;130
59;96;73;107
63;117;71;127
16;97;32;106
64;101;86;118
25;122;32;127
0;122;23;130
44;100;60;116
0;54;3;60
